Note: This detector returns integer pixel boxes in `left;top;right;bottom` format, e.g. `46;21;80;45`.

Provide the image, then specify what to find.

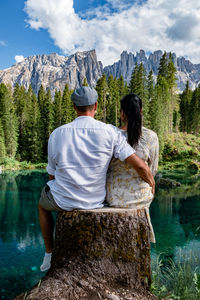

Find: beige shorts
39;185;63;211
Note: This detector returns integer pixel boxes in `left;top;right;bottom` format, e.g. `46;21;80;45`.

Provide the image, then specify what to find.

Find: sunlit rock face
0;49;200;94
0;50;103;94
104;50;200;91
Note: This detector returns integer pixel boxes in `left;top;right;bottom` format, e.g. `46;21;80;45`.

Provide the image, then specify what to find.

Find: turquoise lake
0;170;200;300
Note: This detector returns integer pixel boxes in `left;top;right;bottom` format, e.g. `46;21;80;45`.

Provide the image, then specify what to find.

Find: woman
106;94;159;242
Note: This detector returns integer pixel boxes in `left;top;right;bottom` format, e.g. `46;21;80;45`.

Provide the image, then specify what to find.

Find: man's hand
49;174;55;181
125;154;155;195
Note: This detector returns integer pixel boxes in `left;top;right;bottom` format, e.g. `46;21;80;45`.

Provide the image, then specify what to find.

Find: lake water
0;170;200;300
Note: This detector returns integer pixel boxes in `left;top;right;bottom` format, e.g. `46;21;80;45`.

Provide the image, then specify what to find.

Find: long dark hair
120;94;142;147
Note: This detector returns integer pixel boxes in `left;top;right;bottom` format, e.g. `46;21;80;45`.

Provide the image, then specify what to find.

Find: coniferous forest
0;52;200;165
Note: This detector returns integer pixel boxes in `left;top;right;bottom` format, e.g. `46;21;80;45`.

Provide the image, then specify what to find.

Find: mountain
104;50;200;91
0;50;103;94
0;49;200;93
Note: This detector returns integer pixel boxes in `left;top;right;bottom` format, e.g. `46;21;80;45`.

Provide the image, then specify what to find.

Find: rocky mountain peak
0;50;103;94
0;49;200;93
104;50;200;91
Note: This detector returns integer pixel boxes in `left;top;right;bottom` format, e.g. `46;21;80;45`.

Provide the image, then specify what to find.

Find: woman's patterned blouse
106;127;159;209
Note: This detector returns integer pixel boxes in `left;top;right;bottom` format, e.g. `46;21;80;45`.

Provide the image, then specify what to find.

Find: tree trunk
15;208;158;300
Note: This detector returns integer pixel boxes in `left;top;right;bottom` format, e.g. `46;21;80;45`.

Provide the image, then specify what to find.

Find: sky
1;0;200;70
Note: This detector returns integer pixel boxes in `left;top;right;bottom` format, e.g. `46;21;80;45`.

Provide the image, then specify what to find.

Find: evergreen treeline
0;52;199;164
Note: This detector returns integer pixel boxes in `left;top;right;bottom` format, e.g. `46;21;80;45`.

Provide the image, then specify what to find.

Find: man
39;86;155;271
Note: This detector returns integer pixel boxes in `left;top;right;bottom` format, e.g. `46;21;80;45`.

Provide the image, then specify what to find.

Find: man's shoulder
94;120;118;130
50;119;120;138
49;122;74;138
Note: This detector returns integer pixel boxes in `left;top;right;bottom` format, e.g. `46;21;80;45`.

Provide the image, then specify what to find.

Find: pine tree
117;75;128;99
37;85;54;160
189;86;200;134
156;52;178;135
0;118;6;161
137;64;149;126
62;84;74;124
147;70;154;102
129;63;149;126
151;76;169;153
129;63;139;94
38;85;46;112
167;53;178;133
13;84;26;160
0;83;18;158
53;90;63;128
158;52;168;79
107;76;120;126
148;70;155;129
95;74;108;122
20;87;42;162
180;81;193;132
43;88;54;160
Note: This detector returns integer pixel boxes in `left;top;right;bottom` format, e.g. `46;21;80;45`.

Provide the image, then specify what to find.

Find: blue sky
0;0;107;69
0;0;200;69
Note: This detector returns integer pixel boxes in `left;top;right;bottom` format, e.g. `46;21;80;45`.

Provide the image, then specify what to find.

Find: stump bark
15;208;158;300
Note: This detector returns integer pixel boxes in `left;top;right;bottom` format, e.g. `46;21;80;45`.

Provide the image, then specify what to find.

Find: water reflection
151;171;200;262
0;170;48;300
0;170;200;299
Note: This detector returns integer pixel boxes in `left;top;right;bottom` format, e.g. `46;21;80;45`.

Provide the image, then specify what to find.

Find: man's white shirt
47;116;135;210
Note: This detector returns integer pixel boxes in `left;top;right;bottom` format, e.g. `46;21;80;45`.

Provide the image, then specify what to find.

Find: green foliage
82;78;88;86
95;73;109;122
158;52;168;79
0;83;18;158
118;75;129;98
53;90;62;128
0;157;46;170
150;76;169;153
61;84;75;124
162;133;200;161
38;86;54;160
106;75;120;126
0;54;199;168
180;81;193;132
0;118;6;160
189;87;200;135
151;248;200;300
129;63;149;126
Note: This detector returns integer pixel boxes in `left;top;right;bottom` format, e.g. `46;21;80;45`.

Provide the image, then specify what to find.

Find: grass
151;242;200;299
160;133;200;172
0;133;199;172
0;157;46;171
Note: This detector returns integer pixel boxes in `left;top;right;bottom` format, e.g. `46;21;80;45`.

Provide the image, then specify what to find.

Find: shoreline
0;158;199;173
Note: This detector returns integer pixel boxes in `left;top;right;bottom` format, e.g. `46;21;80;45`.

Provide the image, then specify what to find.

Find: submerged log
15;208;158;300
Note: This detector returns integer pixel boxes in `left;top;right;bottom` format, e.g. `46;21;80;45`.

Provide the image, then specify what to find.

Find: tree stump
15;208;158;300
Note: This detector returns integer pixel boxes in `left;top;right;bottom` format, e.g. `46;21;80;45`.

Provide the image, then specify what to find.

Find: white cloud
15;55;25;63
24;0;200;65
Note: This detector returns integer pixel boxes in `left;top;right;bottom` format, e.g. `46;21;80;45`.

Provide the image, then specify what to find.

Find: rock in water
15;208;158;300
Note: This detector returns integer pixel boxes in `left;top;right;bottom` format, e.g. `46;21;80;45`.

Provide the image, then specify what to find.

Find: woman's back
106;127;159;209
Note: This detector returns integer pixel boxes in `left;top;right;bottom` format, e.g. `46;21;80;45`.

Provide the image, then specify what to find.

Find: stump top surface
60;207;145;216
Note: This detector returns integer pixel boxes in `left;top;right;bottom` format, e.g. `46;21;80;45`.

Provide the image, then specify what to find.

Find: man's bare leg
38;203;54;271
